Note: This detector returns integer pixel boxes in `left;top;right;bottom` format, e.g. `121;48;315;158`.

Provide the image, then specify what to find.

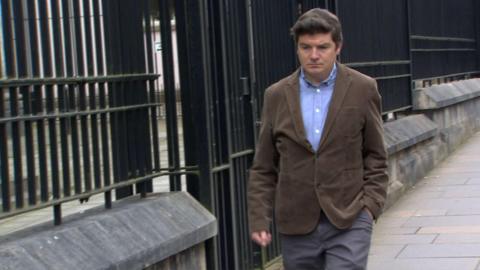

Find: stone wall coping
0;192;217;270
413;78;480;110
384;114;438;155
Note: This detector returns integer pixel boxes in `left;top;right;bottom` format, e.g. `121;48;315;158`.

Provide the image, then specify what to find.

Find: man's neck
302;64;336;86
305;73;328;85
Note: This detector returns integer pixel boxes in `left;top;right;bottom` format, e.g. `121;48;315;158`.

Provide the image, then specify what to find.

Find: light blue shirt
299;63;337;151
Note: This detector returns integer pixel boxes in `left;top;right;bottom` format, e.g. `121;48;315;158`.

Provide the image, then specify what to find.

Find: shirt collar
300;63;337;88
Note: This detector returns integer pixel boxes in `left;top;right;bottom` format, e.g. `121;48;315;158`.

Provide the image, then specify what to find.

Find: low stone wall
0;192;217;270
414;79;480;153
385;78;480;209
383;115;443;208
145;243;206;270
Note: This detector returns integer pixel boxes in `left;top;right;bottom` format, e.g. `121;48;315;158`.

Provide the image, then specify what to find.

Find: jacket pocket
341;168;364;207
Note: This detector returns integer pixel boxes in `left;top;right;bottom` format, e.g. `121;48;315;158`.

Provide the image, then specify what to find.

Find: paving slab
371;234;436;245
399;243;480;258
368;258;479;270
368;244;406;260
403;215;480;227
373;226;420;235
447;208;480;215
435;234;480;244
417;226;480;234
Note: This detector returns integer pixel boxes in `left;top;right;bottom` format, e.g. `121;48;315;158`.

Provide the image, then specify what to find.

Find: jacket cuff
249;220;271;234
363;196;382;220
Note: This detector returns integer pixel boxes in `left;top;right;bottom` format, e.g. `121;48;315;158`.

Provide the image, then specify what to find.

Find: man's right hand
251;230;272;247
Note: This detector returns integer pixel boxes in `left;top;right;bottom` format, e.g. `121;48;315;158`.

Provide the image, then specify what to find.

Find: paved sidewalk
368;131;480;270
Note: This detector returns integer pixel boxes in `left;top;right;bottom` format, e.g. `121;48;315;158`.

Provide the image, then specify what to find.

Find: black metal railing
0;0;187;225
336;0;412;113
409;0;478;80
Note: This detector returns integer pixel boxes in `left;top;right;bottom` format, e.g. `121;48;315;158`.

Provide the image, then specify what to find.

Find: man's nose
310;48;320;59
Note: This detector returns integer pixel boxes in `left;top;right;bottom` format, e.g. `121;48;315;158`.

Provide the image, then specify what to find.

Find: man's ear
336;42;343;55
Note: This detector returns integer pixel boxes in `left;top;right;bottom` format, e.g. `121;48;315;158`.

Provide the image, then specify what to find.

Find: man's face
297;32;341;84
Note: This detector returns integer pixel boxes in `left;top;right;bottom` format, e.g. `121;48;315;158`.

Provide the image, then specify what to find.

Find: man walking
248;8;388;270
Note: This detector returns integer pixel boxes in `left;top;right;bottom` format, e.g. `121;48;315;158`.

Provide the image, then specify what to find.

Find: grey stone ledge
384;114;438;155
413;78;480;110
0;192;217;270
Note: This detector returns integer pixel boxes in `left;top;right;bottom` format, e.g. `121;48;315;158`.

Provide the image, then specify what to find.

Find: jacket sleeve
247;88;279;233
362;81;389;219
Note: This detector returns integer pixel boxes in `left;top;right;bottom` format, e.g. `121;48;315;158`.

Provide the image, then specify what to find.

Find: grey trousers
281;210;373;270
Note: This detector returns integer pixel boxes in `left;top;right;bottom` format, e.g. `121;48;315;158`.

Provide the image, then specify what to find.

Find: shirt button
316;89;320;93
315;129;320;134
315;108;320;113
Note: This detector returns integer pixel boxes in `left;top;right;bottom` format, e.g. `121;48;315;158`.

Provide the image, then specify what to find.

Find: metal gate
174;0;480;269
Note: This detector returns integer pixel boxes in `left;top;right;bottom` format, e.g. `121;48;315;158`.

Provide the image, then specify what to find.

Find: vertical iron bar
474;0;480;72
60;0;72;198
217;0;240;268
94;0;112;208
0;0;13;213
23;0;37;206
121;2;132;197
0;89;9;212
88;88;101;190
175;0;198;198
407;0;415;94
100;82;112;207
58;90;71;196
68;0;82;196
117;2;131;198
83;0;101;191
142;1;159;183
107;1;132;199
132;0;151;197
158;0;181;191
40;0;61;225
30;18;49;205
140;0;155;196
74;0;92;194
11;0;25;208
102;0;118;206
245;0;259;143
9;91;21;207
175;0;218;269
124;0;139;195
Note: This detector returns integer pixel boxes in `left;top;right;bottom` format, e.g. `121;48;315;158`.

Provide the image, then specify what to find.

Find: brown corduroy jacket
247;63;388;235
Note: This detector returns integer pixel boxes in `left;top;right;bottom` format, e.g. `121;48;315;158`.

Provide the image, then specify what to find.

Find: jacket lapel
284;69;314;153
318;64;352;152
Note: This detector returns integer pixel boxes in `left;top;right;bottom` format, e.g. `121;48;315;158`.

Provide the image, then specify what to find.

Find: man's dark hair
291;8;343;46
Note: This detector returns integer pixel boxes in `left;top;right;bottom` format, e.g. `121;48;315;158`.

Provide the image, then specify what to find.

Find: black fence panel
338;0;412;113
409;0;478;80
301;0;327;10
175;0;264;268
250;0;298;125
0;0;187;225
218;0;258;268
